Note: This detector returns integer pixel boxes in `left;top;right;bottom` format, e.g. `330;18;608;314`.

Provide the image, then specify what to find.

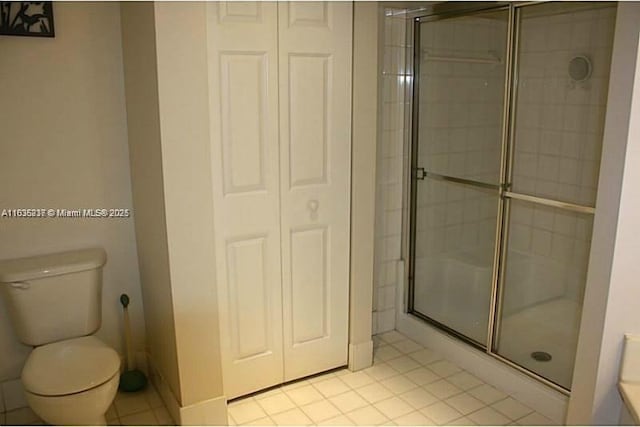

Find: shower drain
531;351;552;362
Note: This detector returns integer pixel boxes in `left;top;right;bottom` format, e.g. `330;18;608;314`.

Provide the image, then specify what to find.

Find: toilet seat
22;336;120;396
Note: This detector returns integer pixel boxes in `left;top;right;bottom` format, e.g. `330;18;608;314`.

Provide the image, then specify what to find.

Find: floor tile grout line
240;370;486;422
202;332;557;426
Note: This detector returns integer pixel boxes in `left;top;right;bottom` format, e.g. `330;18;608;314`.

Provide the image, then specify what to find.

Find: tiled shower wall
372;4;616;333
508;4;616;306
372;9;410;334
414;14;508;271
409;12;510;344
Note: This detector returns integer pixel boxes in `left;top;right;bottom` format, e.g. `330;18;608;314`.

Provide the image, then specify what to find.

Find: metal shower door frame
406;0;513;354
406;1;600;395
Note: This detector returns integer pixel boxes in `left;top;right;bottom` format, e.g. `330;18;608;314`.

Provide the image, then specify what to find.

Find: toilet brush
119;293;148;392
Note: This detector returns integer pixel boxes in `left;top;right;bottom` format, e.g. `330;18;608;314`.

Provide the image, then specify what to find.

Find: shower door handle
8;281;30;290
414;167;427;180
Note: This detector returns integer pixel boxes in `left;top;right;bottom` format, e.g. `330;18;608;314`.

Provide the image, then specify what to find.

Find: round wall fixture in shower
531;351;552;362
568;55;592;82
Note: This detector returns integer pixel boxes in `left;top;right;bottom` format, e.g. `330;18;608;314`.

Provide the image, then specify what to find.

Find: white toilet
0;248;121;425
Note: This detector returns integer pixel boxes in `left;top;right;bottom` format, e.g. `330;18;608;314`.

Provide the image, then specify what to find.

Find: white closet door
207;2;283;399
278;1;353;381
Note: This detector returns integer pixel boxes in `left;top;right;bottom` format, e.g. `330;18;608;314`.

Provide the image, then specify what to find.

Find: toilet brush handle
122;298;135;371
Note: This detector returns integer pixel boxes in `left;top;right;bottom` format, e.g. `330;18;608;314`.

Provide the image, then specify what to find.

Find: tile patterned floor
0;382;173;426
107;386;173;426
0;331;560;426
227;331;560;426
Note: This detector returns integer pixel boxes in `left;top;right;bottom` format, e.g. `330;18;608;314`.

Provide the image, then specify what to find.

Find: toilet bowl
0;248;120;425
21;336;121;426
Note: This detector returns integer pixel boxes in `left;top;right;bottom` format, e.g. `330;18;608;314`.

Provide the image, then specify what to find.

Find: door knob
307;200;319;221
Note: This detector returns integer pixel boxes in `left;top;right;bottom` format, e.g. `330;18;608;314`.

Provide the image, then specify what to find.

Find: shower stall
405;2;616;393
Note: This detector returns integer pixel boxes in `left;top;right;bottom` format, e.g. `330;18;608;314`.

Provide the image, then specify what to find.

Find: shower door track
405;1;598;396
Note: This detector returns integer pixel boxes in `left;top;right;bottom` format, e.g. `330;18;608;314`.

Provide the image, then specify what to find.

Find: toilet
0;248;120;425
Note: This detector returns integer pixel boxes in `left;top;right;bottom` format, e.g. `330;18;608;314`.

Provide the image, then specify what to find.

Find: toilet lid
22;336;121;396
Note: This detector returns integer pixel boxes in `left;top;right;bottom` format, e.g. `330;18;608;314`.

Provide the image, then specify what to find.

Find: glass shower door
493;2;616;389
409;8;510;346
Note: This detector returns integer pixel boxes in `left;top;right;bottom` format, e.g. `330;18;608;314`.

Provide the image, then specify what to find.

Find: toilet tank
0;248;107;346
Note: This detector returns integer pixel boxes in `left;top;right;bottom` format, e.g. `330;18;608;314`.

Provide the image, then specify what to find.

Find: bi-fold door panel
278;1;352;382
207;2;283;399
209;1;352;398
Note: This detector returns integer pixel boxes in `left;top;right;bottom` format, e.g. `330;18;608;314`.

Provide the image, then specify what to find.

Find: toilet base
24;372;118;426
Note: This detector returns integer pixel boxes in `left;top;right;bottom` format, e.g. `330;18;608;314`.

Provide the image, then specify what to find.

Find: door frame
347;1;379;372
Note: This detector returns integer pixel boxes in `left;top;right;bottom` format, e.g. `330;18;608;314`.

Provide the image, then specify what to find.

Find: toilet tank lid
0;248;106;283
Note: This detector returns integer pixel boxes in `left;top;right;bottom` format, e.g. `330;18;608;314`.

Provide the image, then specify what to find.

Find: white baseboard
396;311;568;423
147;354;228;425
179;394;227;426
147;356;181;425
349;340;373;371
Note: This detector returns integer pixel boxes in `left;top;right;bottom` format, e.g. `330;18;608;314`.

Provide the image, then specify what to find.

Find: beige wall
121;2;225;420
0;1;145;382
120;1;182;403
153;1;224;408
568;3;640;424
349;1;378;369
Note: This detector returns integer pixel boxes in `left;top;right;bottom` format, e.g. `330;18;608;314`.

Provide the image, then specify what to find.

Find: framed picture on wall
0;2;55;37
